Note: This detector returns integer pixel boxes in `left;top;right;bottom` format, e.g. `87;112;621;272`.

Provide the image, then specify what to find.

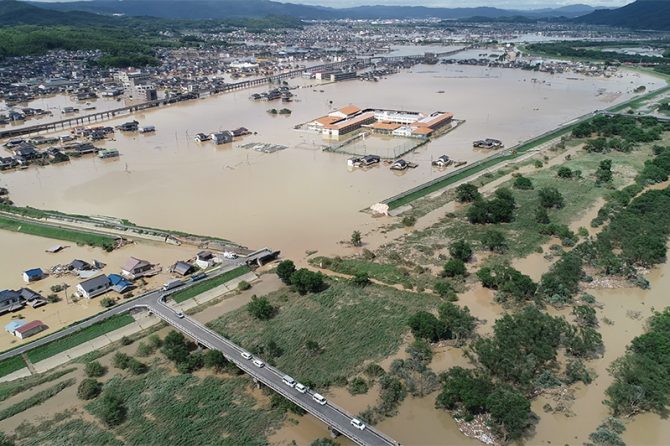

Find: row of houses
0;288;47;315
194;127;251;145
307;105;454;138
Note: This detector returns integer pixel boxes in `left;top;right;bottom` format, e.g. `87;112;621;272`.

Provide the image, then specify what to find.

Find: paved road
147;300;399;446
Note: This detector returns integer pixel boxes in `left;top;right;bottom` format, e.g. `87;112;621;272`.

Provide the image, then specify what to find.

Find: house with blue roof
4;319;26;333
108;274;132;294
22;268;44;283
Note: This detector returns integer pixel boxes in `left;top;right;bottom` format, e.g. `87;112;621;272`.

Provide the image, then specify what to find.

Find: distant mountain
575;0;670;31
0;0;117;25
31;0;602;21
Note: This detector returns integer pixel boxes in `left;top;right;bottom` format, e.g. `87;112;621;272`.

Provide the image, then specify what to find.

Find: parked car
282;375;296;388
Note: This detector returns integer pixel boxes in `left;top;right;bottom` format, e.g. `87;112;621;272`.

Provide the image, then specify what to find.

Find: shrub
364;364;386;378
408;311;447;342
348;377;369;395
237;280;251;291
77;378;102;400
443;258;466;278
351;230;362;247
455;183;481;203
557;166;573;178
112;352;131;370
46;294;61;303
402;215;417;227
351;272;370;287
481;229;507;252
96;393;127;427
276;260;296;285
538;187;564;209
100;297;116;308
290;268;326;295
84;361;106;378
434;281;456;300
247;296;276;320
449;239;473;262
120;336;132;346
126;358;148;375
513;175;533;190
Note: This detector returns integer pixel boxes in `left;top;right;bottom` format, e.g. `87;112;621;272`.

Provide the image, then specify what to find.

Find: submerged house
195;251;217;269
108;274;133;293
211;132;233;145
121;257;157;280
22;268;44;283
172;261;195;277
77;275;111;299
14;320;48;339
0;290;23;314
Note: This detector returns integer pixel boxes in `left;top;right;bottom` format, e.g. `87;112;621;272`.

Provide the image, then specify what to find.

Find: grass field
25;314;135;364
0;214;115;249
0;367;75;402
171;266;251;303
15;418;122;446
85;369;283;446
0;355;28;379
209;281;440;387
0;378;75;421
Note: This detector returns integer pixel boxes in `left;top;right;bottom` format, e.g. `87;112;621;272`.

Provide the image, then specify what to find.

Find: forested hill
575;0;670;31
0;0;118;25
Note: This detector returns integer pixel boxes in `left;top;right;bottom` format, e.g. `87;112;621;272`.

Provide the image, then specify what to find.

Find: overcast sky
274;0;633;9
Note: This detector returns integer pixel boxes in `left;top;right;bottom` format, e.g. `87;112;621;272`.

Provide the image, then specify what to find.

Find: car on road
312;393;327;405
350;418;366;430
295;383;307;393
162;279;184;291
175;311;184;319
282;375;296;388
190;272;206;282
241;351;252;360
252;358;265;368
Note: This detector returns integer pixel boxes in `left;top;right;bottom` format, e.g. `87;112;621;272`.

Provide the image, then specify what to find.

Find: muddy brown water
1;66;661;263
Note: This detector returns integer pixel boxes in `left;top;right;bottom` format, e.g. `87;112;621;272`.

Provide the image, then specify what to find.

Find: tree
455;183;481;202
557;166;573;178
203;350;228;372
96;393;127;427
290;268;326;294
573;305;598;328
434;281;457;300
535;206;550;224
77;378;102;400
443;258;466;278
276;260;296;285
310;439;338;446
247;295;276;320
100;297;115;308
486;388;532;441
481;229;507;252
112;352;131;370
438;302;476;342
127;358;148;375
408;311;448;342
85;361;106;378
596;159;613;184
351;271;370;287
513;175;533;190
436;367;492;415
348;377;369;395
161;331;193;364
237;280;251;291
305;339;322;354
538;187;564;209
351;230;362;247
449;239;473;262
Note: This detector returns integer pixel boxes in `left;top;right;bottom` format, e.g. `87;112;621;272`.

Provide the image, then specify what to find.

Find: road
0;248;399;446
148;300;399;446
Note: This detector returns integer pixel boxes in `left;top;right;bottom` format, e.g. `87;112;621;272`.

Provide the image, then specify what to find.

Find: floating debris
239;143;288;153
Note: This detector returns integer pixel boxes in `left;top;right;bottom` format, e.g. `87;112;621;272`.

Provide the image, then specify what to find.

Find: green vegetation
0;367;75;402
171;266;251;303
13;416;122;446
77;378;102;400
276;260;296;285
209;282;440;387
408;303;476;344
26;314;135;364
84;369;284;445
0;355;27;379
467;188;516;224
0;378;75;421
247;295;277;320
605;308;670;417
289;268;326;295
84;361;106;378
310;256;431;289
0;214;116;250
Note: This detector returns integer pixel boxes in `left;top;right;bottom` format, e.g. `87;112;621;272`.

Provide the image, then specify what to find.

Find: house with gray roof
76;275;111;299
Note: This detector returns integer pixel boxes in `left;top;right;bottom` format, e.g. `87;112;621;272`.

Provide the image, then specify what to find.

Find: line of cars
239;349;367;431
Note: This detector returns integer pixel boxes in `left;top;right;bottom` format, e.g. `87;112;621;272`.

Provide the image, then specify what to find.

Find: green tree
100;297;115;308
481;229;507;252
436;367;492;415
276;260;296;285
486;388;532;441
535;206;550;224
84;361;106;378
247;295;276;320
112;352;131;370
96;393;127;427
203;349;228;372
455;183;481;202
513;175;533;190
596;159;613;184
290;268;326;294
348;377;369;395
351;230;362;247
408;311;448;342
77;378;102;400
443;258;467;278
449;239;473;262
351;271;371;287
557;166;573;178
161;331;193;364
538;187;565;209
438;302;476;342
434;281;457;300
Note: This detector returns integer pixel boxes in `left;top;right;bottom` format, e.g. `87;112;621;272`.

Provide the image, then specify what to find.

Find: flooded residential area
1;2;670;446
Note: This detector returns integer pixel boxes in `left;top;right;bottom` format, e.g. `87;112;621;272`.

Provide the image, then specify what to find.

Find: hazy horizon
29;0;635;9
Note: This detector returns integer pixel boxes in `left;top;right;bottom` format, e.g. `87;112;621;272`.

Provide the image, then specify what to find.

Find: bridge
0;251;399;446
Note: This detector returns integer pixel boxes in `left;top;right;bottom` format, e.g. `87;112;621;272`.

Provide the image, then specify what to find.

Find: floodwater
1;64;663;263
0;229;198;351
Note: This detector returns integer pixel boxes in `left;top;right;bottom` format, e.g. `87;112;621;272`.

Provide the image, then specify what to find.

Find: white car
175;311;185;319
241;351;252;360
252;358;265;368
350;418;366;430
295;383;307;394
282;375;296;388
312;393;327;405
